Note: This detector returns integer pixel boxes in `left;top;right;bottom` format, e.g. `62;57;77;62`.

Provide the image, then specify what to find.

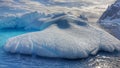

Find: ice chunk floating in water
4;14;120;59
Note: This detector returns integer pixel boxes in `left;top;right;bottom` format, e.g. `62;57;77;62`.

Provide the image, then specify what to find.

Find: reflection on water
89;52;120;68
0;29;120;68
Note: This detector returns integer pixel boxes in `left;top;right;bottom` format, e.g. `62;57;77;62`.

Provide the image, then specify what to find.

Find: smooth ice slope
4;15;120;59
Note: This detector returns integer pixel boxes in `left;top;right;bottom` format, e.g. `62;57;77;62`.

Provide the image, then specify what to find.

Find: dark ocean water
0;29;120;68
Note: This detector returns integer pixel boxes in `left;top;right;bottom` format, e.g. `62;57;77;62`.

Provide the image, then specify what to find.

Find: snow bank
4;15;120;59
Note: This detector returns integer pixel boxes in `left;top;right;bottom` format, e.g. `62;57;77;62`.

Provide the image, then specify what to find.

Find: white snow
4;15;120;59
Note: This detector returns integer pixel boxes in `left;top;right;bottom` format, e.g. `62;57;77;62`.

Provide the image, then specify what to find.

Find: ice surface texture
4;14;120;59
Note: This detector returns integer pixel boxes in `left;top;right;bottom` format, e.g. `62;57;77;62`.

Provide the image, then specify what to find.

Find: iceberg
4;14;120;59
0;12;68;30
98;0;120;39
0;12;49;30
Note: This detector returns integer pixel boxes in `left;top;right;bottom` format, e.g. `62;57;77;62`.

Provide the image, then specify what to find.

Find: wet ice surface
0;29;120;68
0;29;30;47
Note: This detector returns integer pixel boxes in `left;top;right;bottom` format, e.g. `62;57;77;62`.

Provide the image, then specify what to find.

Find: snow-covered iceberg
4;14;120;59
1;0;119;59
98;0;120;39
